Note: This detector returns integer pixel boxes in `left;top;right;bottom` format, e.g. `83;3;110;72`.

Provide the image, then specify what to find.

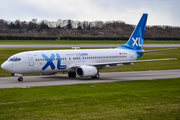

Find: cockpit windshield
8;57;21;62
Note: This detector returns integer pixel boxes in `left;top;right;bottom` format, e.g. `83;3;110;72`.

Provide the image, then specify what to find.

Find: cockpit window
8;57;21;62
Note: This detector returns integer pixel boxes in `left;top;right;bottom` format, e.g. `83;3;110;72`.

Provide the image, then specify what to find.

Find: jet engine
76;66;98;77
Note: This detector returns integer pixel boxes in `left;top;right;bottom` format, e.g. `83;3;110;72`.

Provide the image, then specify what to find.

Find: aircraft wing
71;58;177;68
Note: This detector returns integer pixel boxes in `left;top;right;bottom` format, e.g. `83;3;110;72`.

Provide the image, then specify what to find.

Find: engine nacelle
76;66;98;77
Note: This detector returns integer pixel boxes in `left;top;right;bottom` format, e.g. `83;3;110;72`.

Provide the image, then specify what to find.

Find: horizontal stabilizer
138;48;177;54
134;58;177;62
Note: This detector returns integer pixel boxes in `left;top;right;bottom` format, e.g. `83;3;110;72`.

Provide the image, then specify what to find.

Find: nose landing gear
14;73;23;82
18;77;23;82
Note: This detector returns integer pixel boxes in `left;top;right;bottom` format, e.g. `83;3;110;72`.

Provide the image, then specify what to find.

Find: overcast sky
1;0;180;26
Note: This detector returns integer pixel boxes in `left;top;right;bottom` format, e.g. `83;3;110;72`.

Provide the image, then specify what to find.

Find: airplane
1;13;176;82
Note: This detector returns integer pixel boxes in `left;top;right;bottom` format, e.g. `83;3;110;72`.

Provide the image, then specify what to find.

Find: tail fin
117;13;148;50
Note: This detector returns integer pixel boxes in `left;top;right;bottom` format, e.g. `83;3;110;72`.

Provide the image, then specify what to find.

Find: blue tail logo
132;37;142;47
42;53;67;70
117;13;148;50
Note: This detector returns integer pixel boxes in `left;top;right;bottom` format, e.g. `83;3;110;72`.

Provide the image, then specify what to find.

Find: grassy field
0;78;180;120
0;41;179;120
0;47;179;77
0;40;180;45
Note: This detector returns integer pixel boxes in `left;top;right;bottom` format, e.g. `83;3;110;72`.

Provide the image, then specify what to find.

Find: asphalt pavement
0;69;179;88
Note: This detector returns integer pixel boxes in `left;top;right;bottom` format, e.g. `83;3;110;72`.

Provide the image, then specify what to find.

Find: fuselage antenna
71;47;80;50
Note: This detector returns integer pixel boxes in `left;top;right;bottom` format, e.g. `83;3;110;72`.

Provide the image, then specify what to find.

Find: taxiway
0;69;179;89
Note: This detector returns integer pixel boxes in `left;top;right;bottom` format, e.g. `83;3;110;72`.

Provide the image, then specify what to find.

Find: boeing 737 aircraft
1;14;176;81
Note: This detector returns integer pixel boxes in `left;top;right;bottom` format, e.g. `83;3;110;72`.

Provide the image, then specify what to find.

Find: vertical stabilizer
117;13;148;50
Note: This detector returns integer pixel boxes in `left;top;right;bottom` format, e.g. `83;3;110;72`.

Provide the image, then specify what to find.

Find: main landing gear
68;71;76;78
91;73;100;79
18;77;23;82
68;71;100;79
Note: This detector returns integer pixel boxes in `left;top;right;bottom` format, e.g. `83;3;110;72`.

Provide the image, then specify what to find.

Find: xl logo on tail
132;37;142;47
42;53;66;70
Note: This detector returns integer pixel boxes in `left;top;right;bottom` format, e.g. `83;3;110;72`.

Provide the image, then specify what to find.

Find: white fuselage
1;48;137;75
1;14;151;81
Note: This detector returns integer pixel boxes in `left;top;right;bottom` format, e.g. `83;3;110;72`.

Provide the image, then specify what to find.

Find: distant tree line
0;18;180;40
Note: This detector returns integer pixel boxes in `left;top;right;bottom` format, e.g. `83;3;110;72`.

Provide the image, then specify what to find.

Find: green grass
0;40;180;45
0;47;179;77
0;78;180;120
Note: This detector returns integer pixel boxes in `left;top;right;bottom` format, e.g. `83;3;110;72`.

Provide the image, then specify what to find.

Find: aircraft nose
1;61;10;72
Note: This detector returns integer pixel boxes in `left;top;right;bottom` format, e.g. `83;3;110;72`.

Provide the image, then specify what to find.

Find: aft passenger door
129;52;136;61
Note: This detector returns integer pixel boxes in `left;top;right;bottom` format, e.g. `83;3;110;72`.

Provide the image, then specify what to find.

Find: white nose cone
1;61;10;72
1;62;6;70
